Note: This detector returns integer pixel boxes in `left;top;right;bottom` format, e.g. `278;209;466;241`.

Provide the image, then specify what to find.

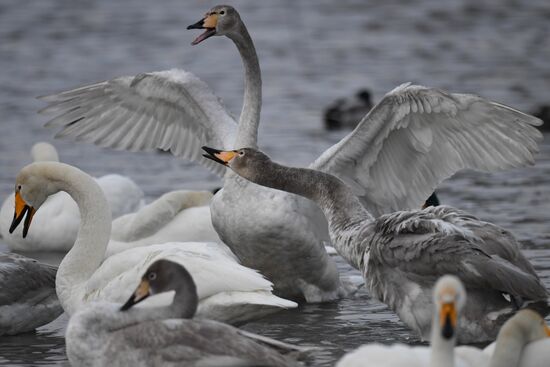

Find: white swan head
433;275;466;340
187;5;243;45
9;162;68;237
498;309;550;343
30;142;59;163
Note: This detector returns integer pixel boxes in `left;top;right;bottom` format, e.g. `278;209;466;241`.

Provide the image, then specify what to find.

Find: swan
337;281;549;367
0;252;63;335
39;5;543;302
0;142;144;252
203;147;548;343
8;161;296;324
107;190;220;257
66;259;304;367
337;275;479;367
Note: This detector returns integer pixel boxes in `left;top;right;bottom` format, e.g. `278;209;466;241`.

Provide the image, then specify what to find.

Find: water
1;0;549;365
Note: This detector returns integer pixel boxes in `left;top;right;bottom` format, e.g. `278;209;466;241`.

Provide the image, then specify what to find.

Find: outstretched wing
40;69;237;176
311;84;542;216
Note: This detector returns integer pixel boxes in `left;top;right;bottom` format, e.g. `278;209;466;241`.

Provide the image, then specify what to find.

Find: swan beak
187;13;218;45
120;279;151;311
440;302;457;339
545;323;550;337
202;146;237;166
9;191;36;238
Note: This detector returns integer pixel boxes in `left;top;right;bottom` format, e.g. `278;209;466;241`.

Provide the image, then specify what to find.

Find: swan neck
229;23;261;148
242;160;372;259
429;318;455;367
489;326;530;367
55;166;112;313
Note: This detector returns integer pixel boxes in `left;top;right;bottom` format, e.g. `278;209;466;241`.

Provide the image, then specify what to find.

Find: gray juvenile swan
40;5;543;302
0;252;62;335
66;259;303;367
203;147;549;343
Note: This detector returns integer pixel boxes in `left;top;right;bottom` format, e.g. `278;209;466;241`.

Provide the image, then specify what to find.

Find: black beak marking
202;146;228;166
187;18;206;30
441;313;454;339
9;205;32;238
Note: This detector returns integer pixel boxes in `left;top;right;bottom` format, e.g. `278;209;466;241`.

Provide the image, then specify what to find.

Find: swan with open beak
9;190;36;238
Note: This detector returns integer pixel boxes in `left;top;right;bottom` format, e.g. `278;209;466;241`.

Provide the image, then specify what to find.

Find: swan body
40;5;542;301
0;142;144;252
10;162;296;324
0;252;63;335
107;190;219;257
205;147;548;343
66;260;302;367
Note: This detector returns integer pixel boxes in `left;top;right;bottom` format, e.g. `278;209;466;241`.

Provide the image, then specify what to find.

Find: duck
107;190;221;257
66;259;304;367
337;278;550;367
323;89;373;130
202;146;548;343
0;142;144;252
8;161;296;323
39;5;543;302
0;252;63;336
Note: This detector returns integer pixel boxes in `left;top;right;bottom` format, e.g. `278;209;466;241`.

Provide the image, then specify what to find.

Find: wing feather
312;84;542;215
40;69;237;177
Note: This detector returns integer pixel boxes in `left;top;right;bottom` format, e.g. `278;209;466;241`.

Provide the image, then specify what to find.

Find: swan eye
148;272;157;281
239;151;244;156
17;185;21;190
220;10;225;15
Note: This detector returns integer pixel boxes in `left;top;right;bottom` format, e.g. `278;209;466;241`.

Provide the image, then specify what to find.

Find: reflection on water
0;0;549;365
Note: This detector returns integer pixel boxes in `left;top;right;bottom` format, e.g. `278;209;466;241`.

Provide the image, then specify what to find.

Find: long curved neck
228;22;261;148
489;320;535;367
53;164;112;314
429;315;455;367
243;160;373;265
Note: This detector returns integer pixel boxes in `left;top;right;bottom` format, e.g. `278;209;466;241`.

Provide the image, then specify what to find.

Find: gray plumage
0;252;62;335
66;260;302;367
215;148;548;343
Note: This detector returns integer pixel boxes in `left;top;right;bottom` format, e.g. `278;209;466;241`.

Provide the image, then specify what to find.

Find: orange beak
120;279;151;311
9;191;36;238
202;146;237;166
440;302;457;339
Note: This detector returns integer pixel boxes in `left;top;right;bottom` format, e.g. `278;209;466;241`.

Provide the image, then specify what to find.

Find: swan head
202;146;269;181
9;162;63;238
433;275;466;340
187;5;242;45
30;142;59;163
120;259;199;318
497;309;550;344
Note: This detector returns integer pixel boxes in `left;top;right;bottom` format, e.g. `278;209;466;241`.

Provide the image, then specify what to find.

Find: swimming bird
8;161;296;323
40;5;543;302
0;142;144;252
455;309;550;367
66;259;303;367
203;147;548;343
337;275;476;367
0;252;63;336
107;190;221;257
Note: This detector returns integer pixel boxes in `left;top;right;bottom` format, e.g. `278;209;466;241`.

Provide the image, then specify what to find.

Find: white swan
8;161;296;324
0;252;63;335
203;147;548;343
0;142;144;252
454;309;550;367
106;190;220;257
337;275;475;367
39;5;542;302
66;259;304;367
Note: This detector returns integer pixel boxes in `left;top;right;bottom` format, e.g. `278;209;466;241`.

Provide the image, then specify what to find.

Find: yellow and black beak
202;146;237;166
187;13;218;45
545;323;550;337
9;191;36;238
120;279;151;311
440;302;457;339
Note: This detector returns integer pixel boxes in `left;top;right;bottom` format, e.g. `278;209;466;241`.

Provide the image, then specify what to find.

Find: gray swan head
187;5;243;45
202;146;269;181
120;259;199;319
